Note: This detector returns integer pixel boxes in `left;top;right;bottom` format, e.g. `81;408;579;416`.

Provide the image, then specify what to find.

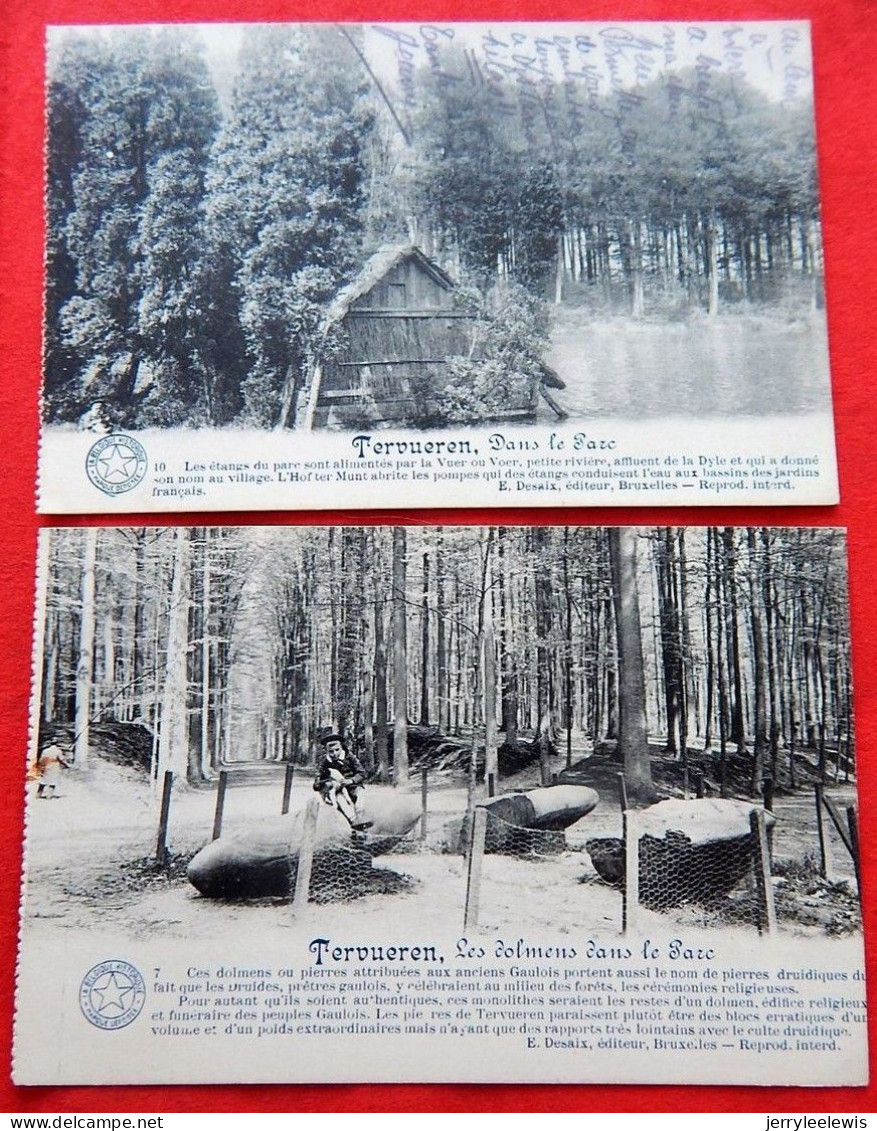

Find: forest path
19;750;857;944
769;783;858;885
20;751;625;942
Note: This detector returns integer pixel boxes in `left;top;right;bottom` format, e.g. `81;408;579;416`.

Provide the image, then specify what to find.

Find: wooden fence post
617;772;628;813
420;766;429;841
815;784;832;879
463;807;488;930
487;772;496;798
212;769;229;841
623;809;639;935
292;796;320;913
822;794;854;856
281;761;295;815
155;770;174;867
750;809;777;935
846;805;861;899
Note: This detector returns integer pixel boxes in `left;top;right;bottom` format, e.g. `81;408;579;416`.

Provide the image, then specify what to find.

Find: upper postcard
37;21;838;513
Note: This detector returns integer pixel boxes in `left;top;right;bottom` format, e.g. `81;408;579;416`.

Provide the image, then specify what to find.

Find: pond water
546;309;832;420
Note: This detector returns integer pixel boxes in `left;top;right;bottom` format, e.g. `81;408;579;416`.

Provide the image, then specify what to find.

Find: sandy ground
19;752;860;947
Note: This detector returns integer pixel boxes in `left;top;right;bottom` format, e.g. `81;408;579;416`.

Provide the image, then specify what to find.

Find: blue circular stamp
79;959;146;1030
85;434;148;496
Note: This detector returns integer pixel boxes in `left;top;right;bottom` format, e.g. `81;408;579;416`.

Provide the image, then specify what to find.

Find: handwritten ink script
365;22;813;145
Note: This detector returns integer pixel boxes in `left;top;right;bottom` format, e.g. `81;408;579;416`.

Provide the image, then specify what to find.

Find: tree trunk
746;528;769;795
676;531;692;753
420;552;430;725
483;595;498;785
761;529;783;778
532;528;554;786
436;532;448;733
563;528;574;768
43;613;58;724
655;530;683;757
631;219;645;318
360;530;375;774
498;527;520;747
373;545;389;781
156;527;190;787
336;529;360;736
723;528;747;753
702;527;715;754
275;359;303;430
706;210;719;316
74;528;98;769
607;528;654;801
392;527;409;784
199;529;212;780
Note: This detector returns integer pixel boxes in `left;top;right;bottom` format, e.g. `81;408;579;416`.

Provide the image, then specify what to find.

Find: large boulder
586;798;777;909
187;789;422;899
480;784;599;854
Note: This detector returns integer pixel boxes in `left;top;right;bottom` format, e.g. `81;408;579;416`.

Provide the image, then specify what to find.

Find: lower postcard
13;525;867;1084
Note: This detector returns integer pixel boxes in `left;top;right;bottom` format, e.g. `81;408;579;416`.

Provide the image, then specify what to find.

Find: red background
1;0;875;1112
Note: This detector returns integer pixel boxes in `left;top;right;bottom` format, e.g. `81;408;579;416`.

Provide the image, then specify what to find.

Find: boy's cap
319;729;344;746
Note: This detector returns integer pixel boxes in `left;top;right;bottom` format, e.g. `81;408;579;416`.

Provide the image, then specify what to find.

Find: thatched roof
323;245;455;331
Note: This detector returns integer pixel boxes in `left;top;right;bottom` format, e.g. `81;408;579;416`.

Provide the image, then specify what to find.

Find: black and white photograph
14;525;865;1085
38;22;839;511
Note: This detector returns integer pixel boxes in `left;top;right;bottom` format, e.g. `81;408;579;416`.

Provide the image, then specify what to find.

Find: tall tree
156;528;191;786
49;29;219;424
514;164;565;294
607;528;655;801
202;25;373;427
373;534;390;781
420;552;431;725
531;527;555;786
497;527;520;750
134;31;221;424
392;527;409;784
746;528;770;793
74;528;98;768
722;528;747;753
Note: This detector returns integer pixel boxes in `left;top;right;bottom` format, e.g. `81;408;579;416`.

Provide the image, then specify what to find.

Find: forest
44;24;823;429
38;525;852;805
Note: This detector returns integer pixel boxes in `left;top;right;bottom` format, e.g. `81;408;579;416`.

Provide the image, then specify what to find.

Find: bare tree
607;528;655;802
392;527;409;784
74;528;98;769
156;527;190;787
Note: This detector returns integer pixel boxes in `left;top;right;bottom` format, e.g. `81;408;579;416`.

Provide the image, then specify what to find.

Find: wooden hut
294;245;560;430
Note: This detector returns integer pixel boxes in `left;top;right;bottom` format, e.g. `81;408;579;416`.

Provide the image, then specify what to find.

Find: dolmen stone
586;797;777;909
480;784;600;854
187;789;422;899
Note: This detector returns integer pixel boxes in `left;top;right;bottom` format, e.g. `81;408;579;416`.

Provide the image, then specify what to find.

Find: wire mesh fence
289;796;423;909
463;806;590;929
184;765;858;936
620;803;776;934
483;808;568;857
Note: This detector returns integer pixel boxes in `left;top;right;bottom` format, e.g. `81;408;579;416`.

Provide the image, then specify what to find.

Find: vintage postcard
38;21;838;512
14;525;865;1084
